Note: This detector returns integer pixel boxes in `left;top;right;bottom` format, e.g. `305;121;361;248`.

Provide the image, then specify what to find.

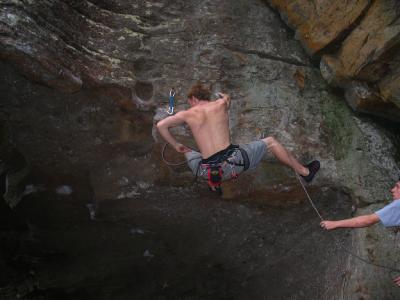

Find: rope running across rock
294;171;400;276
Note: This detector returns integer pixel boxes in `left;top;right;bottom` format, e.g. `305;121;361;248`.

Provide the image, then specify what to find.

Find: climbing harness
196;144;250;194
167;88;175;115
294;171;400;276
161;143;249;195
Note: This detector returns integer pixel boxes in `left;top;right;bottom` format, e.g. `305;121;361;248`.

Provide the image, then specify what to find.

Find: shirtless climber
156;83;320;194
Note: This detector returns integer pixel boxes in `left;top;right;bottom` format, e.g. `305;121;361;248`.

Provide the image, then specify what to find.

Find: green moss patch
321;97;355;160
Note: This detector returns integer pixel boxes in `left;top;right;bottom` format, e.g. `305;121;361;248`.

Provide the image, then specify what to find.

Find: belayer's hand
174;143;191;153
320;220;336;230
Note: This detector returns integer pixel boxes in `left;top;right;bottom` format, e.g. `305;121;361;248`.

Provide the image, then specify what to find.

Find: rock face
345;204;400;300
266;0;372;55
1;0;400;299
267;0;400;121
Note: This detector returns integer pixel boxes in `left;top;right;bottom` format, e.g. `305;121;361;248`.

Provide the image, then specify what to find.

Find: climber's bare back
180;98;230;159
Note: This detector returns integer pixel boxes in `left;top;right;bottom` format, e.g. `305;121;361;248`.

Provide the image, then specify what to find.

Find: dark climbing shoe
301;160;320;183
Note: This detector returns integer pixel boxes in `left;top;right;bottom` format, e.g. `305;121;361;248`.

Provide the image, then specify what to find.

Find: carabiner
167;88;175;115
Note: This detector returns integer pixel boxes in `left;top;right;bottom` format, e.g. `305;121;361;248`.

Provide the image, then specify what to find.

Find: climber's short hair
187;82;211;101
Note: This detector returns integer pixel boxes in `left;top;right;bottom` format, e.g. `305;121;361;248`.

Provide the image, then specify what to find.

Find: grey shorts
185;140;268;181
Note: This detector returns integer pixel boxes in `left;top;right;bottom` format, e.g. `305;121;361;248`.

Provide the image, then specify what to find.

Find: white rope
294;170;400;274
294;171;324;221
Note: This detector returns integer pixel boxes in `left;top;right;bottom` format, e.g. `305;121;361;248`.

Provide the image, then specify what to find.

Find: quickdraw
167;88;175;115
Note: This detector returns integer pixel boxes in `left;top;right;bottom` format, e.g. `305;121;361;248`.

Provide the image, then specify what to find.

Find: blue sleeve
375;200;400;227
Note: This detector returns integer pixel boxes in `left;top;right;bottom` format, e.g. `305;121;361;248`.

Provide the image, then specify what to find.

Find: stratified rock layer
268;0;400;120
267;0;371;55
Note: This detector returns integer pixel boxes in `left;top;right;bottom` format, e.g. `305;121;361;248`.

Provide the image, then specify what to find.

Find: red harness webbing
206;165;224;187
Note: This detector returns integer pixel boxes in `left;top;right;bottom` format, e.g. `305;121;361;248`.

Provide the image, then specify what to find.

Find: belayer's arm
320;214;380;230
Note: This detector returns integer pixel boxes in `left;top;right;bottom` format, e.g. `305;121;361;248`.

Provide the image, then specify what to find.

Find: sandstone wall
267;0;400;121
